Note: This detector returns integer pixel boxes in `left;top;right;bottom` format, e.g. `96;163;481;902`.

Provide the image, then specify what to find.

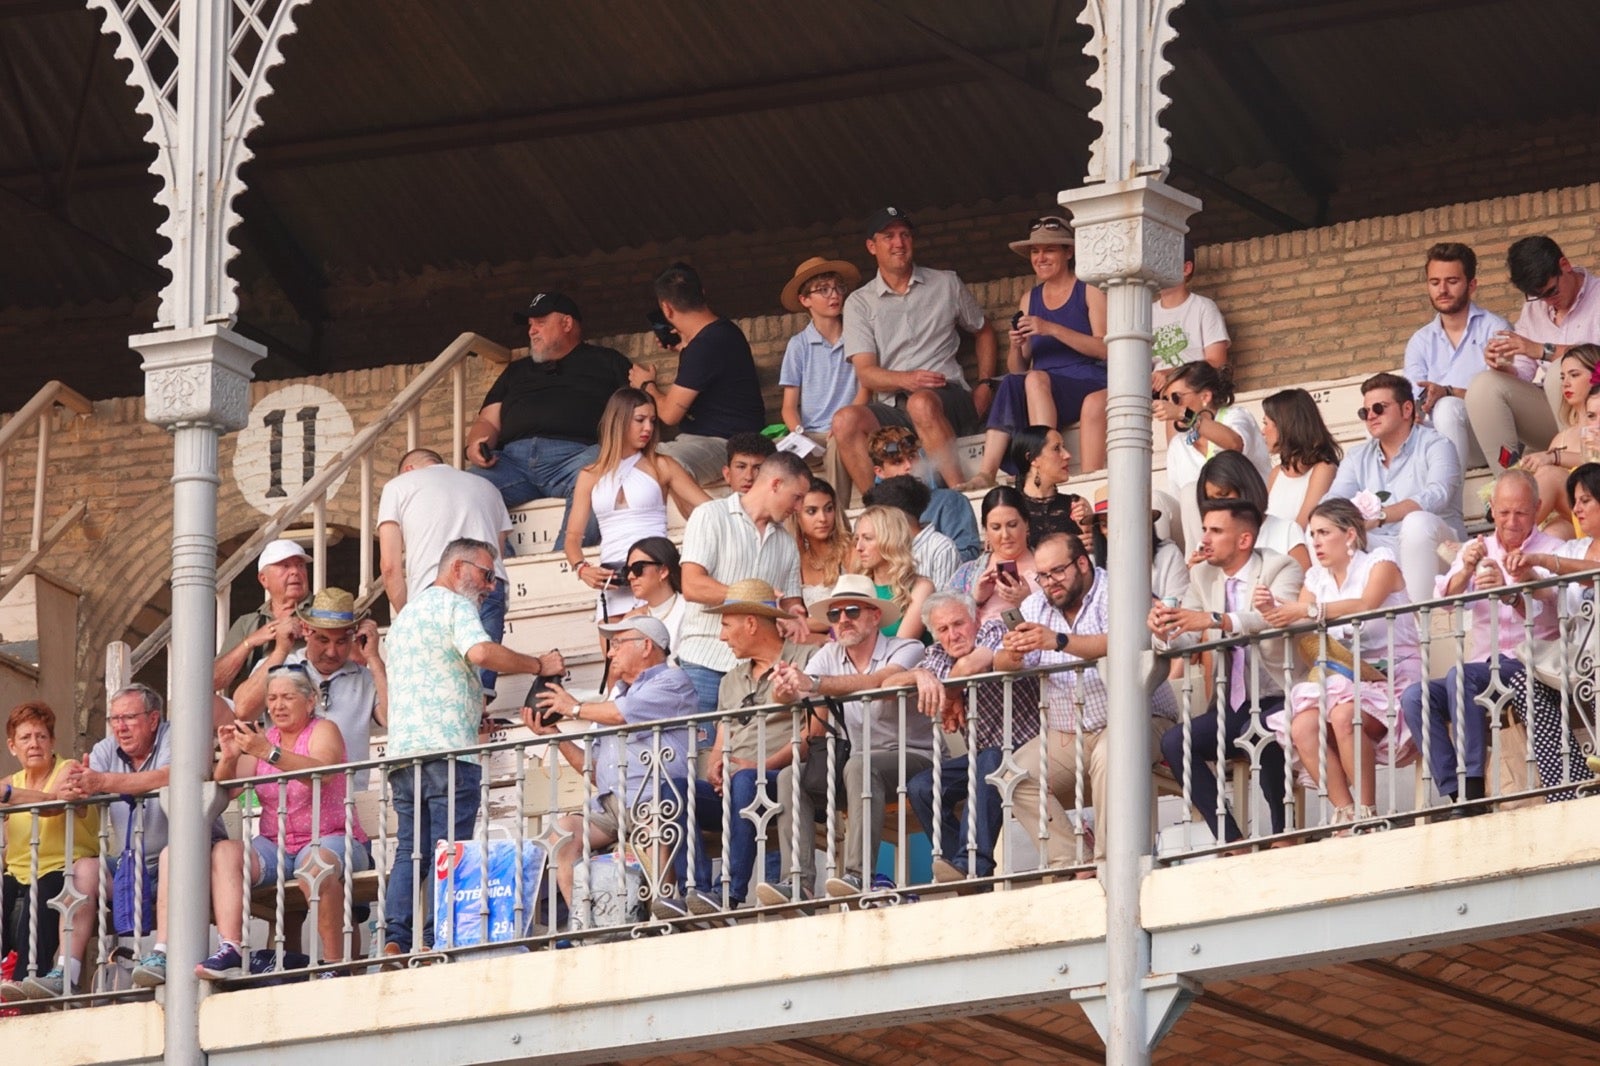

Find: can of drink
1161;596;1179;609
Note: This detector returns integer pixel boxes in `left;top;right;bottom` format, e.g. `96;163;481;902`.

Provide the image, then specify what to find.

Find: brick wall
4;179;1599;741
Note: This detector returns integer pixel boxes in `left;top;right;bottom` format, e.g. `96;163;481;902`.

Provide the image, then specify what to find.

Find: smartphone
474;440;492;464
1001;607;1025;630
1498;444;1523;469
1010;310;1025;332
996;560;1020;580
646;309;681;349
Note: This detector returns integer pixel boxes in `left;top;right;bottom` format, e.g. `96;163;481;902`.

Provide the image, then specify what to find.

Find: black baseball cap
864;206;914;238
511;291;583;324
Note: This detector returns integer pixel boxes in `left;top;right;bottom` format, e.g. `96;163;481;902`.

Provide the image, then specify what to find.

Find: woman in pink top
205;665;370;977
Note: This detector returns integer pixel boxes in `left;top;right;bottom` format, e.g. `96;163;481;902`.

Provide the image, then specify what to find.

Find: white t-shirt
1151;292;1230;371
377;464;513;602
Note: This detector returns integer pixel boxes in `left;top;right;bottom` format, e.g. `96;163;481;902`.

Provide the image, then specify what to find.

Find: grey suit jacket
1158;549;1305;704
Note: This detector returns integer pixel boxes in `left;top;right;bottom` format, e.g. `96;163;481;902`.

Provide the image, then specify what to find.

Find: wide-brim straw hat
1008;215;1075;257
780;256;862;314
806;573;902;628
294;587;368;631
702;578;791;621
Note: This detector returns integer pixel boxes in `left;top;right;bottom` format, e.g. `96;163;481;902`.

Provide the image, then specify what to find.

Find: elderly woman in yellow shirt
1;701;100;1002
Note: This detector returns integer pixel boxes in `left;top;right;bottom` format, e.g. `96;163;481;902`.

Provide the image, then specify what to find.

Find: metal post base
1072;974;1202;1054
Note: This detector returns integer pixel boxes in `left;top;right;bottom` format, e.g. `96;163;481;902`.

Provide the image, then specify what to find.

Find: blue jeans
1400;656;1512;798
470;436;599;546
907;748;1004;876
477;577;508;696
384;759;482;949
681;772;781;903
679;661;725;749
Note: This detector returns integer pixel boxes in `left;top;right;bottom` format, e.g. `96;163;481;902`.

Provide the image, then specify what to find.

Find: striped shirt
677;494;802;673
918;620;1041;751
1019;569;1179;733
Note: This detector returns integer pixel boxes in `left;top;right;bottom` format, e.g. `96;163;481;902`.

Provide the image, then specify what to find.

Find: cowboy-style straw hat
294;587;368;631
806;573;902;628
702;578;791;621
1008;215;1075;257
780;256;862;314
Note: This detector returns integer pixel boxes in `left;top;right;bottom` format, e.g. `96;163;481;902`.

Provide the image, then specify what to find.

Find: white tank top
592;453;669;565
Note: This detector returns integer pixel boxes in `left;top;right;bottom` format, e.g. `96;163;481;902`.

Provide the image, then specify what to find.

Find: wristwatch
1054;631;1069;652
1210;611;1223;630
1543;342;1558;360
1377;508;1387;527
267;744;283;765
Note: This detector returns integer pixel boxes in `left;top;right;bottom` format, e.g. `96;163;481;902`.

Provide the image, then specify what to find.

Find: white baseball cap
597;616;671;652
257;539;311;572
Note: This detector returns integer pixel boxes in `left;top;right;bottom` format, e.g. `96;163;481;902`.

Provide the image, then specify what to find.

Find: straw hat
702;579;791;621
780;256;862;314
806;573;902;628
294;587;367;631
1008;215;1075;257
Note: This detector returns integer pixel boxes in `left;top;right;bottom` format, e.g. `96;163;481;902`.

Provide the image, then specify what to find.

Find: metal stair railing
129;331;513;673
0;380;95;601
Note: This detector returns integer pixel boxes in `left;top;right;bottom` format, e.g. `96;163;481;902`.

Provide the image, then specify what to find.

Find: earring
1032;468;1043;491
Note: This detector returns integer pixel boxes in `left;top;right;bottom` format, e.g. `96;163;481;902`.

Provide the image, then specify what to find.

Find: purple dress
987;280;1105;434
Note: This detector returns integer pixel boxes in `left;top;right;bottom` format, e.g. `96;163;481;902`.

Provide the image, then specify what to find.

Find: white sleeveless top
592;453;668;565
1304;548;1421;688
1268;466;1313;526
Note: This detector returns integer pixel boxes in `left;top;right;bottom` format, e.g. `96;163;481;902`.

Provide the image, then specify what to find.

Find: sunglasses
876;440;911;456
825;604;870;622
623;561;661;578
267;662;310;677
461;560;495;582
1028;218;1070;233
1356;401;1395;420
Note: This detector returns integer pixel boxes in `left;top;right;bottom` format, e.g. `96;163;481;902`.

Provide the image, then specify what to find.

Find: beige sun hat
780;256;862;314
806;573;902;628
702;578;791;621
1008;215;1075;257
294;587;367;631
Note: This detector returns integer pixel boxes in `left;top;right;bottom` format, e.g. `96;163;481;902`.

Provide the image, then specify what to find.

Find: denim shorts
251;834;372;888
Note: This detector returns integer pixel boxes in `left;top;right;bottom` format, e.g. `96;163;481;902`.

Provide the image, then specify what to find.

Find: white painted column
136;326;262;1065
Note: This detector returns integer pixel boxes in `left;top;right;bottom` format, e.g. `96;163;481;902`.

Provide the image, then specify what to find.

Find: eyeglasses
804;284;846;298
1037;563;1075;585
107;713;154;725
1526;276;1563;303
1029;218;1070;233
623;561;661;578
825;604;869;622
1356;401;1394;420
609;636;651;647
462;560;495;583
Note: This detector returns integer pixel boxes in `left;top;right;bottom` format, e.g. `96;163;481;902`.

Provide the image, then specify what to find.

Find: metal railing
128;332;512;673
0;380;94;601
17;578;1600;1004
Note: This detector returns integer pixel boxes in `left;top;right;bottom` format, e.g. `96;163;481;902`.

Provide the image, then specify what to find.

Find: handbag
111;798;158;937
1525;593;1598;695
1294;631;1387;686
797;697;852;803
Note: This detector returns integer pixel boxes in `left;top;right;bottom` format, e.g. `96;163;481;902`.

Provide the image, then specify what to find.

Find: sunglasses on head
267;662;309;677
1029;218;1070;233
1356;401;1395;420
623;560;661;578
825;604;869;622
877;440;908;456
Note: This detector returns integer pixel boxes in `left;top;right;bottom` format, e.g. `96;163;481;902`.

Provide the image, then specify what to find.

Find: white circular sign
234;384;355;516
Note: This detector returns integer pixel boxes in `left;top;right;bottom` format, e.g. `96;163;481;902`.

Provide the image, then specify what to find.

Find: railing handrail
0;380;93;454
130;331;511;672
0;379;95;601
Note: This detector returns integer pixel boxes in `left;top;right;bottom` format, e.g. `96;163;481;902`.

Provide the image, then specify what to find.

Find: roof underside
0;0;1598;406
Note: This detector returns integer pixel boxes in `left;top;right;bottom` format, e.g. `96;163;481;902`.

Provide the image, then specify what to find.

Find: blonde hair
590;388;657;479
797;479;852;586
850;505;919;614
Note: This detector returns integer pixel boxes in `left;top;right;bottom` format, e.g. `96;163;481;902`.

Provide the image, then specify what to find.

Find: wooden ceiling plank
963;1014;1106;1065
1352;959;1600;1048
1196;995;1425;1066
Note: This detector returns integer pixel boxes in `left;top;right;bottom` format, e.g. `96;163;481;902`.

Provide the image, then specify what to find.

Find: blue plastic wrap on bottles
433;836;546;948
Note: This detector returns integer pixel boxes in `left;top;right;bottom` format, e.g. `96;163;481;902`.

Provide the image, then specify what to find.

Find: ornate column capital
133;325;265;432
1058;177;1202;289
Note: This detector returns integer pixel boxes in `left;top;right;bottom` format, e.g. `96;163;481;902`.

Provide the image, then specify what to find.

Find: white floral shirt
384;585;490;763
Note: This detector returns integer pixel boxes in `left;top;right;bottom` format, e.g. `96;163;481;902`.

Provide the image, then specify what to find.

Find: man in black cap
832;207;998;496
465;292;633;540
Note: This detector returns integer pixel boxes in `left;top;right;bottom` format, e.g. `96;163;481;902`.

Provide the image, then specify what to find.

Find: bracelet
573;560;589;573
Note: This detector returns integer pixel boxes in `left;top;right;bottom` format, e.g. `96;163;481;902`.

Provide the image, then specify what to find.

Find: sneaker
648;895;688;920
19;968;65;999
684;889;726;917
131;952;168;988
195;944;244;981
931;857;967;883
754;880;813;907
824;872;864;898
0;979;29;1003
313;970;342;981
